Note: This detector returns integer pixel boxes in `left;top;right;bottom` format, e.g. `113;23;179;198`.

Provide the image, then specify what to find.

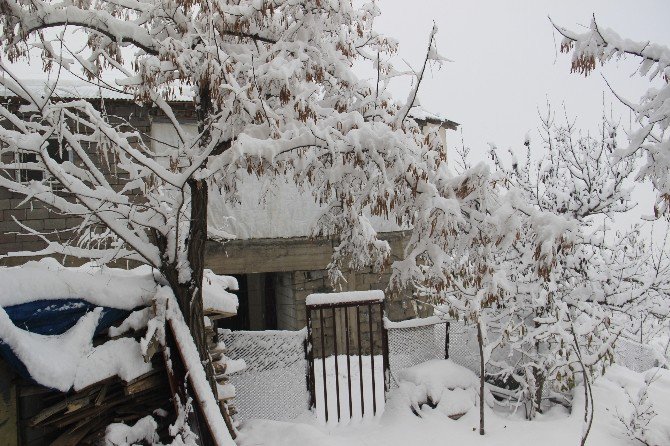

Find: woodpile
205;316;238;431
12;310;239;445
19;360;171;446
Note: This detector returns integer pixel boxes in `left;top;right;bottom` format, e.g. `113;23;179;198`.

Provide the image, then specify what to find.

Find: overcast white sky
373;0;670;154
370;0;670;230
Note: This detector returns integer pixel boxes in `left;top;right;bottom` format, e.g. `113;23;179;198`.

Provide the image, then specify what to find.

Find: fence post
319;307;328;422
380;302;390;393
445;321;450;360
368;303;377;415
332;307;341;421
344;307;353;419
356;305;364;417
306;308;316;409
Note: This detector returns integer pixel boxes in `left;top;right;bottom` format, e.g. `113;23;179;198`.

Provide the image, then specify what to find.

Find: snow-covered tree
0;2;580;441
552;17;670;217
388;122;574;434
488;108;670;445
0;0;454;439
551;16;670;345
488;114;622;424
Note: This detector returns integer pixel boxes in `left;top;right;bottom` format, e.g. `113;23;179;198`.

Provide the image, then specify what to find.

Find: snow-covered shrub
397;359;494;420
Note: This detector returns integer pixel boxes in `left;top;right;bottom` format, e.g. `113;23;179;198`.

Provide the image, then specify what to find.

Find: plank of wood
17;385;54;398
28;393;93;427
94;384;108;406
165;319;236;444
123;371;165;396
204;310;236;321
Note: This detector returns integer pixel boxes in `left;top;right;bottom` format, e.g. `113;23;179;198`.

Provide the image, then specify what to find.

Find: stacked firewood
205;316;238;431
16;312;238;445
19;360;171;446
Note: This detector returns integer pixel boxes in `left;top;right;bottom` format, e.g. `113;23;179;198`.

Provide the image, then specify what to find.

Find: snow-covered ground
237;361;670;446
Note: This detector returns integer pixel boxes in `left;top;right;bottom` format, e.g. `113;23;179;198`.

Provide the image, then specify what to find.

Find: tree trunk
532;366;545;416
531;316;544;417
160;178;217;393
161;82;218;394
476;321;485;436
187;178;217;389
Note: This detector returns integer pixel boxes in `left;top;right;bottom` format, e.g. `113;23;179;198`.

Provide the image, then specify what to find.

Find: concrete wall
246;273;266;330
275;272;298;330
271;267;419;332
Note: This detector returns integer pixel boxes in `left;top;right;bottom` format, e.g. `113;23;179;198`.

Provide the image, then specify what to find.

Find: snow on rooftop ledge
305;290;384;307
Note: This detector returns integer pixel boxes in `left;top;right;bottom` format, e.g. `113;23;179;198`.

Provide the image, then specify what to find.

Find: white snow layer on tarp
158;287;236;446
209;175;401;240
202;270;238;315
108;308;152;337
0;257;237;315
0;258;157;309
0;306;151;392
305;290;385;306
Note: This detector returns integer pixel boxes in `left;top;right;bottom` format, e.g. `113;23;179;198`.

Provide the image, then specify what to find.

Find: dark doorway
217;274;249;331
217;273;278;331
264;273;277;330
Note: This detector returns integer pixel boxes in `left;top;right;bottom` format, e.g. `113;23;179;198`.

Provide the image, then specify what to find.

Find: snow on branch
552;16;670;216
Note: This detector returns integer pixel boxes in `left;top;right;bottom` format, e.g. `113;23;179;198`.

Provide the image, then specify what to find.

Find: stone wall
0;99;194;265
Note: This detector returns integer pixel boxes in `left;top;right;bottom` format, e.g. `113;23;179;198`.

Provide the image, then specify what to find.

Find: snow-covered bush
397;359;494;420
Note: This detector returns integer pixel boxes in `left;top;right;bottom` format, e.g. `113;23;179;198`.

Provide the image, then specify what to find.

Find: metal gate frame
306;299;390;423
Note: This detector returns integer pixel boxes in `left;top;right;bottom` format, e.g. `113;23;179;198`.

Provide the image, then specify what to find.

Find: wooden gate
305;291;389;423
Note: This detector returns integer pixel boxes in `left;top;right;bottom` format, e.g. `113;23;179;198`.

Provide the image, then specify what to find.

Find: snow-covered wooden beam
305;290;385;308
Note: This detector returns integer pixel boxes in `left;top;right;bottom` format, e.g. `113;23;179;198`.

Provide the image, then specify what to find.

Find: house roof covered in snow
1;80;458;128
0;79;192;102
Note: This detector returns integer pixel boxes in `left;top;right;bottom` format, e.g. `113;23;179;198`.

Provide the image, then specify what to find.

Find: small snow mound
202;269;239;315
396;359;493;417
397;359;479;395
437;387;475;419
105;415;159;446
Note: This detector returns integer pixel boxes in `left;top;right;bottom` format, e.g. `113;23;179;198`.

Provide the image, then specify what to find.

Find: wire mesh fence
614;337;664;372
219;328;309;421
387;317;663;382
219;317;662;423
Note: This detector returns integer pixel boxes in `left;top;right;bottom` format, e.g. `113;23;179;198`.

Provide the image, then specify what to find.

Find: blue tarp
0;299;134;385
2;299;130;335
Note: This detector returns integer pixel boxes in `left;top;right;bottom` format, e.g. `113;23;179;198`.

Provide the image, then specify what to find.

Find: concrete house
0;82;459;331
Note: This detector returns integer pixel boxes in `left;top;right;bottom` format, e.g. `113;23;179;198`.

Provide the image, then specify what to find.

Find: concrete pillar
247;273;266;330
